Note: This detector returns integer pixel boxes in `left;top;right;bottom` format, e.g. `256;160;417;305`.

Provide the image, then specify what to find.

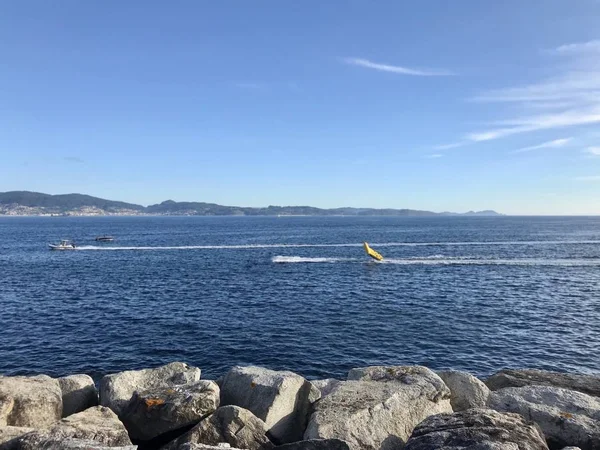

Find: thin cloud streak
425;153;443;158
433;142;465;150
511;138;572;153
470;72;600;104
585;146;600;156
343;58;454;76
462;44;600;143
466;107;600;142
555;40;600;54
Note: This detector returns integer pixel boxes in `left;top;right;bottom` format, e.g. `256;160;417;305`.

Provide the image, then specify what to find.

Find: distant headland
0;191;502;217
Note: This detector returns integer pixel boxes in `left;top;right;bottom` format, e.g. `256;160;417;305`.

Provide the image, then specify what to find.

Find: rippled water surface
1;216;599;380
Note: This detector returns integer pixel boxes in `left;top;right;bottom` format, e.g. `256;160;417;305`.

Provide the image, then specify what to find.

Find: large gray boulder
49;406;132;445
220;366;318;443
58;374;98;417
305;366;452;450
0;375;62;427
437;370;490;411
275;439;350;450
163;405;273;450
404;408;549;450
122;380;219;441
9;406;131;450
486;369;600;398
347;365;449;399
99;362;201;416
0;426;34;450
488;385;600;449
309;380;342;399
16;433;137;450
16;405;133;448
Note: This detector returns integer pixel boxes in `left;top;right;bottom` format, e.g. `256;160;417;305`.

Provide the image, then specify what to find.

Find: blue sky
1;1;600;214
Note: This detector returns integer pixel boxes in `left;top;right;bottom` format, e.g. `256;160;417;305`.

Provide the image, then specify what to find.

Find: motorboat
49;240;76;250
95;236;114;242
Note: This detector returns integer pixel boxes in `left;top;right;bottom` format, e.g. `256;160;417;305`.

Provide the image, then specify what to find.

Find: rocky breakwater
0;364;598;450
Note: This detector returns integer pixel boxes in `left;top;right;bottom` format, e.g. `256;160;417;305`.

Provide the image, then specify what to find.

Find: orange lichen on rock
144;398;165;408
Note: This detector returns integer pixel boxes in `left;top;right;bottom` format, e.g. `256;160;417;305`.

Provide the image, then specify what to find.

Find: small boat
49;240;76;250
95;236;114;242
363;242;384;261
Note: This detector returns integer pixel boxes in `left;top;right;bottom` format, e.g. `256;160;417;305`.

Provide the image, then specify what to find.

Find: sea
1;216;599;381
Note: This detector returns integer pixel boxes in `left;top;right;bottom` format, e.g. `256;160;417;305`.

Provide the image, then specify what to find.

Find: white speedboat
49;240;76;250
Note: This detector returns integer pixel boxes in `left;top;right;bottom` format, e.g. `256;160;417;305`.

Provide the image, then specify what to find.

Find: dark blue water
1;216;599;380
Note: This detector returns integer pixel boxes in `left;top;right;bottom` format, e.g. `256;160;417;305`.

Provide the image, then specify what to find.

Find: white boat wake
73;239;600;251
271;256;353;263
272;255;600;266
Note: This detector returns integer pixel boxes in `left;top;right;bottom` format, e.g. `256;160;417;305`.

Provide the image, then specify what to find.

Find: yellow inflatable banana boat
363;242;384;261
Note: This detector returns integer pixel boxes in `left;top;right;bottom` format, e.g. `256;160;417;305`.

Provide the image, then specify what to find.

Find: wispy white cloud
425;153;443;158
512;138;572;153
461;42;600;143
433;142;465;150
466;107;600;142
555;40;600;54
470;72;600;104
343;57;454;76
584;146;600;156
523;100;584;110
575;175;600;181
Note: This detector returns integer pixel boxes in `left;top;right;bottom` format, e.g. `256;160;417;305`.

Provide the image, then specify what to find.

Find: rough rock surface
486;369;600;398
0;375;62;427
0;399;13;427
58;374;98;417
347;365;448;394
178;445;243;450
404;408;549;450
99;362;201;416
220;366;317;443
0;426;34;450
437;370;490;411
309;380;342;399
25;406;133;447
122;380;219;441
488;385;600;450
163;405;273;450
274;439;350;450
16;433;137;450
305;366;452;450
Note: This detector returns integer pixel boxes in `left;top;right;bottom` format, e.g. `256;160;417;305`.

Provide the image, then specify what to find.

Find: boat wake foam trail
75;240;600;251
383;258;600;266
272;256;353;263
273;256;600;266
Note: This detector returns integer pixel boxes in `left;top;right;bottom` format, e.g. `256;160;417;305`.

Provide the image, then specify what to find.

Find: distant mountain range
0;191;502;217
